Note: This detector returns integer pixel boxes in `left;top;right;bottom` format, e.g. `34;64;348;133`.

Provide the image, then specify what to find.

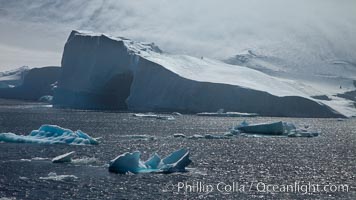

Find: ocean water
0;100;355;199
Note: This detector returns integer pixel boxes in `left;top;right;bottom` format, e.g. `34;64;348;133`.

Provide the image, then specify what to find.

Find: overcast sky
0;0;355;71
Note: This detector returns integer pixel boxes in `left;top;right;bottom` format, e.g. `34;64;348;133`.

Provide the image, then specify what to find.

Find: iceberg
145;153;161;169
0;125;99;145
52;151;75;163
0;66;60;101
0;66;29;89
52;30;349;118
237;121;287;135
108;148;191;174
234;121;319;137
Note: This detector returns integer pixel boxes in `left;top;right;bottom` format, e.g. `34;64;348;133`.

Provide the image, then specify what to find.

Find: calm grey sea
0;99;355;199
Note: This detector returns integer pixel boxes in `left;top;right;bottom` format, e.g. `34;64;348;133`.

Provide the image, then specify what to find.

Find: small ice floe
52;151;99;165
173;133;186;138
31;157;49;161
19;176;29;180
172;112;183;116
15;157;49;162
38;95;53;103
232;121;319;137
71;157;99;165
133;113;175;120
52;151;75;163
173;133;231;139
0;125;99;145
187;134;204;139
197;109;258;117
39;172;78;181
119;134;156;140
187;134;230;139
108;148;191;174
0;197;17;200
156;115;175;120
133;113;158;118
19;159;32;162
203;134;230;139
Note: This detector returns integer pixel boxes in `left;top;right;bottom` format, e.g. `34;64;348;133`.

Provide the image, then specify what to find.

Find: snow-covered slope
0;66;60;100
225;50;356;117
0;66;29;88
53;30;353;117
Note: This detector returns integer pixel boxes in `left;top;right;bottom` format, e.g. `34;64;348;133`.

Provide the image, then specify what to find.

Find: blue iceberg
0;125;99;145
108;148;192;174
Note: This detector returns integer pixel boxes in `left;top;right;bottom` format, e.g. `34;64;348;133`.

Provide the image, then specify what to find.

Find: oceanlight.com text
164;181;351;194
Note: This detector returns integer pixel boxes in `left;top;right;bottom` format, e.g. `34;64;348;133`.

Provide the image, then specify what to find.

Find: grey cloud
0;0;355;69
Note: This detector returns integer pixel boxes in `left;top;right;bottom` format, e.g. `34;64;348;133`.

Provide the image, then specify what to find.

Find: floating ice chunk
52;151;75;163
108;151;148;174
133;113;175;120
234;121;319;137
31;157;49;161
187;134;204;139
160;149;192;173
19;159;32;162
19;176;29;180
38;95;53;103
0;125;98;145
224;132;234;137
133;113;158;118
230;129;241;135
237;121;285;135
203;134;229;139
172;112;182;116
176;134;231;139
119;135;156;140
156;116;175;120
287;129;319;137
108;148;191;174
71;157;99;165
0;197;17;200
39;172;78;181
197;112;258;117
173;133;186;138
